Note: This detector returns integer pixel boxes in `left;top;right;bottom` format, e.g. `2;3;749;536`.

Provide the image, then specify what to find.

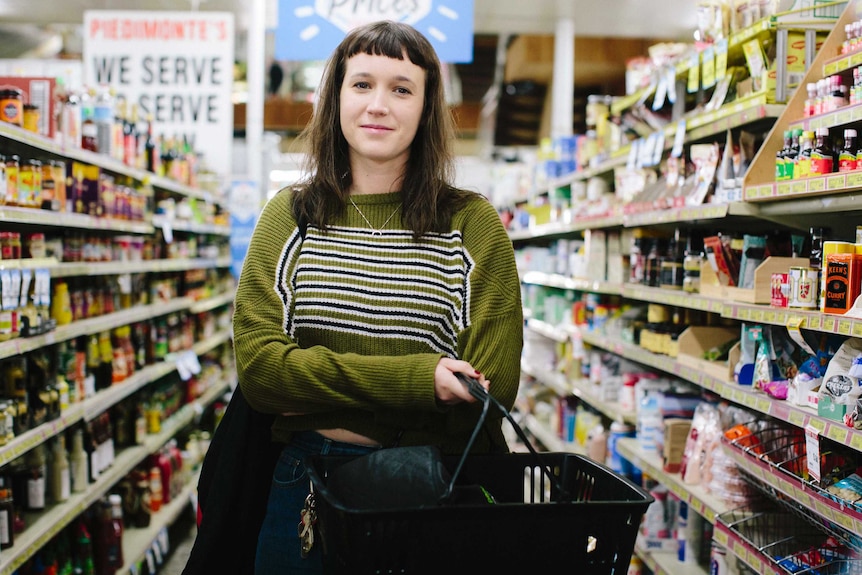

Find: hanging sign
82;11;235;180
275;0;474;63
229;180;261;279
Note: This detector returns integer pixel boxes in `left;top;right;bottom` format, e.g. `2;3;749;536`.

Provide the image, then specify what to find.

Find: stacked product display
511;2;862;575
0;69;235;574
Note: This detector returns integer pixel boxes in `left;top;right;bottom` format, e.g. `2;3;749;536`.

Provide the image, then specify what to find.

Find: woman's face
339;51;426;169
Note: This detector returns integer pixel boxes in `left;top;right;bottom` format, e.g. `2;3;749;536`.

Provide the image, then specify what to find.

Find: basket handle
441;373;571;503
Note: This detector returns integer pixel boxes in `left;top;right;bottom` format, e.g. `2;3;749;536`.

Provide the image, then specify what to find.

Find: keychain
298;493;317;558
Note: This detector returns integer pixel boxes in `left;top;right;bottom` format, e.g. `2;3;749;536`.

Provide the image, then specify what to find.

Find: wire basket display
721;420;862;551
717;499;862;575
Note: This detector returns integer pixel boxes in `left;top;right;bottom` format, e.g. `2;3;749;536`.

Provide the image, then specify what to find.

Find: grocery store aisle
159;517;196;575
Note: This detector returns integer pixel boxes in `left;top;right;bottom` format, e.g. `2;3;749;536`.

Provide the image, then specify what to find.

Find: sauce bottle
776;130;791;180
784;129;802;179
839;128;858;172
809;127;835;175
795;130;814;179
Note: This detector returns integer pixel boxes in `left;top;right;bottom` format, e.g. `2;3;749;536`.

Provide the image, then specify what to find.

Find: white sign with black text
83;10;235;180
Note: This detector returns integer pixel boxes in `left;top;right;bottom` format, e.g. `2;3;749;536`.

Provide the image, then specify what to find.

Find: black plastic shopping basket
306;374;653;574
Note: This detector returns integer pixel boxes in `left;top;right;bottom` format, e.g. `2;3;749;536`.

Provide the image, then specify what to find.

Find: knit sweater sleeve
454;197;524;412
233;190;443;416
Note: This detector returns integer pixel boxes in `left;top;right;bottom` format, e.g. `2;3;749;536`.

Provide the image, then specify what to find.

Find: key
298;494;317;559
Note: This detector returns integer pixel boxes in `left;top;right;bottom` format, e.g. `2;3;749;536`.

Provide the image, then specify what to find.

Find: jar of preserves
22;104;39;133
0;89;23;126
18;159;42;208
4;155;18;206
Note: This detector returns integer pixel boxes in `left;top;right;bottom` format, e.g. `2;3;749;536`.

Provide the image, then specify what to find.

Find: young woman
232;20;523;572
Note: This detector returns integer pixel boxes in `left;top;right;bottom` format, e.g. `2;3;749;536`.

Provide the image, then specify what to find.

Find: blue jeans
254;431;379;574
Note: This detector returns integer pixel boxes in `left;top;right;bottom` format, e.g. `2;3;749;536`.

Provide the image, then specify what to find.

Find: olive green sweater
233;189;523;453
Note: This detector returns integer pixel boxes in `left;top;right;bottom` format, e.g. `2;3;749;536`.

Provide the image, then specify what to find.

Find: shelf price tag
175;350;202;381
160;217;174;245
805;425;821;483
715;38;728;80
653;72;668;111
117;273;132;295
671;120;686;158
786;316;817;356
702;45;716;88
687;53;700;93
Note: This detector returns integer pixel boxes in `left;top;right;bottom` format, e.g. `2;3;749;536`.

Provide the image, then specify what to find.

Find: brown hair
292;20;470;237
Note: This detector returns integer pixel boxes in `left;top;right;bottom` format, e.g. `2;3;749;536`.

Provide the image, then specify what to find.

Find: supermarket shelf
0;288;236;363
571;378;637;425
521;271;624;296
0;296;194;362
724;300;862;337
521;360;572;397
623;284;726;314
0;122;222;207
635;547;710;575
721;440;862;537
521;359;637;425
523;413;586;455
152;215;231;237
524;318;570;343
788;99;862;132
547;151;629;187
189;289;236;314
0;403;85;467
0;379;229;574
52;256;233;278
120;467;201;573
581;331;862;453
0;205;153;234
527;272;862;337
83;329;232;421
822;47;862;76
616;437;729;524
0;328;231;471
508;214;625;241
744;174;862;203
685;99;784;142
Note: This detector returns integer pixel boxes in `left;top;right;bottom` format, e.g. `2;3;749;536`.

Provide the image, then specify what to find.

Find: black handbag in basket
317;373;570;511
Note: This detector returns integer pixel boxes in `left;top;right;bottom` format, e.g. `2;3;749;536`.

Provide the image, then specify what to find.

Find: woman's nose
367;90;388;114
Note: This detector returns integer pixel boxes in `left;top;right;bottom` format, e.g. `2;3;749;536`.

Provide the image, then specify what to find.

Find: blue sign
275;0;474;63
229;180;262;279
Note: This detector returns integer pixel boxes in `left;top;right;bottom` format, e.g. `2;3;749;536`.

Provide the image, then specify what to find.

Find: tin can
789;266;819;309
771;272;790;307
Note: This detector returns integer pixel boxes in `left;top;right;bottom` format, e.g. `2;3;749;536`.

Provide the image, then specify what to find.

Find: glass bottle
776;130;791;180
25;444;47;511
804;82;817;116
0;479;14;549
50;435;71;504
784;129;802;179
839;128;858;172
796;131;814;179
69;427;88;492
809;127;835;175
81;107;98;153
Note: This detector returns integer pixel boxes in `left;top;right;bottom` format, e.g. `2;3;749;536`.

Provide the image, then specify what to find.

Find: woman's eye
395;87;411;95
354;81;370;89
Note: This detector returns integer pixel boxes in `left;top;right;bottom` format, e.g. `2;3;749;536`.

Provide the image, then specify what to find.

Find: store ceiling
0;0;699;55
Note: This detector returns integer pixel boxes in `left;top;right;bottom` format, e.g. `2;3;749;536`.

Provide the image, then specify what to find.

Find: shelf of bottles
0;377;230;574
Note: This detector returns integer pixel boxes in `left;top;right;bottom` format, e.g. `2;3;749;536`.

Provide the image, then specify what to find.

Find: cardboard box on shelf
676;326;739;382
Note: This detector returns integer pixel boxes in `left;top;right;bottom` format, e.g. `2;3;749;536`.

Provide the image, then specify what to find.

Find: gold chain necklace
350;198;401;236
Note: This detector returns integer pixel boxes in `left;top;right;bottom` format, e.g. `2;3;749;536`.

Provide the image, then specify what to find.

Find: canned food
771;272;790;307
789;266;819;309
